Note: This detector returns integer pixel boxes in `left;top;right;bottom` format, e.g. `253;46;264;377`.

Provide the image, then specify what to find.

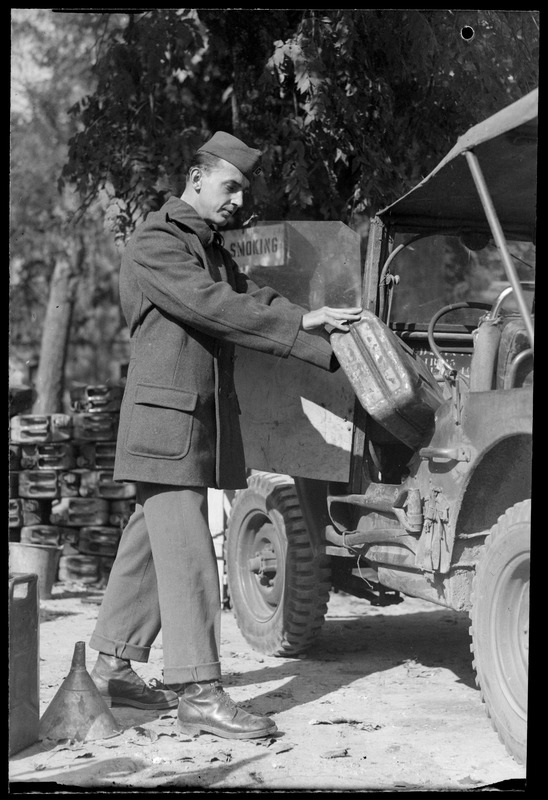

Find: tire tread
227;471;331;657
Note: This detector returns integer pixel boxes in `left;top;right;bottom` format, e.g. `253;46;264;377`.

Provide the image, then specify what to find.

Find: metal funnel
38;641;122;742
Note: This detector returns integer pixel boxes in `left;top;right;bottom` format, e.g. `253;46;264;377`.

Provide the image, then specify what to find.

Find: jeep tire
226;471;332;656
469;499;530;764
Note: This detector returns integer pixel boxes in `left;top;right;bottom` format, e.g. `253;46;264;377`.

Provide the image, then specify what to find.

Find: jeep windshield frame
376;88;537;348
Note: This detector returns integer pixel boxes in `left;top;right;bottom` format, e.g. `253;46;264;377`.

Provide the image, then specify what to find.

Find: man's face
193;160;250;227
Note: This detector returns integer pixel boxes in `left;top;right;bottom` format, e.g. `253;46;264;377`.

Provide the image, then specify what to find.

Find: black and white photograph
9;8;536;792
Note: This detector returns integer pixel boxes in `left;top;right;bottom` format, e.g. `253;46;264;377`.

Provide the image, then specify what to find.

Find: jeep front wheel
226;472;332;656
469;499;530;765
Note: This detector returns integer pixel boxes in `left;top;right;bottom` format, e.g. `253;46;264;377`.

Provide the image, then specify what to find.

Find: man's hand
301;306;362;332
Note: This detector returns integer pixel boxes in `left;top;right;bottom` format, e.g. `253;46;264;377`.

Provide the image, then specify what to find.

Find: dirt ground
9;579;527;793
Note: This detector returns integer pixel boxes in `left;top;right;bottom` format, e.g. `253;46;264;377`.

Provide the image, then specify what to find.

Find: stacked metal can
9;385;135;588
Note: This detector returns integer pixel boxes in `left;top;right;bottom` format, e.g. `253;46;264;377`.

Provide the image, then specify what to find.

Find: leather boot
91;653;178;710
177;681;277;739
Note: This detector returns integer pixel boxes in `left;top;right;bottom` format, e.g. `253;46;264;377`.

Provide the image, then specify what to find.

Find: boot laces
149;677;170;690
211;683;238;710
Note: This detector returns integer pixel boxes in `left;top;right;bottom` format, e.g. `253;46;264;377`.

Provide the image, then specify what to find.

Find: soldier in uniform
88;131;361;740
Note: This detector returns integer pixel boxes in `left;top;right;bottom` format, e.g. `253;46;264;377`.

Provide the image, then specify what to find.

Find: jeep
223;88;536;765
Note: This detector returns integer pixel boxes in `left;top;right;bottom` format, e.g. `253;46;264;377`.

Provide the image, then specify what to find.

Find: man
89;131;361;740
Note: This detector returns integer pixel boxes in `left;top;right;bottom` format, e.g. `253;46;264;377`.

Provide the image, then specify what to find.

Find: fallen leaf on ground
41;737;86;750
259;737;280;747
321;748;349;759
126;726;158;745
273;744;294;754
210;750;232;763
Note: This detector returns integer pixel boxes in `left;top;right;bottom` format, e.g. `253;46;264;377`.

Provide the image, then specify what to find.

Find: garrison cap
197;131;262;181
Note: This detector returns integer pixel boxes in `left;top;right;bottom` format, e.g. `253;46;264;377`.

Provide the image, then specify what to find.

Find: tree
10;10;128;411
61;9;539;239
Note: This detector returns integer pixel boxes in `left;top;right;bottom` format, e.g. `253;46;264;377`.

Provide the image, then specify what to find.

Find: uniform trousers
89;482;222;685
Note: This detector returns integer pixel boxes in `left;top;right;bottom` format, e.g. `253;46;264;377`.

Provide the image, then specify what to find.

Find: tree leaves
60;9;539;236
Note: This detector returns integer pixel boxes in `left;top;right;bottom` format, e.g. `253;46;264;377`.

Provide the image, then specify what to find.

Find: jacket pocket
126;383;198;460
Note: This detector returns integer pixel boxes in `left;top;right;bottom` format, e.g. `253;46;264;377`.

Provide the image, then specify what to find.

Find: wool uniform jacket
113;196;338;490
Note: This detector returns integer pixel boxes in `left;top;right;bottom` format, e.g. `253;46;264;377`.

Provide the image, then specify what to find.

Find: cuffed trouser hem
89;632;151;663
163;661;222;685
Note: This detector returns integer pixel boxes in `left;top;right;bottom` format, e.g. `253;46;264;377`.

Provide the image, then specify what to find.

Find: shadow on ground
224;606;476;716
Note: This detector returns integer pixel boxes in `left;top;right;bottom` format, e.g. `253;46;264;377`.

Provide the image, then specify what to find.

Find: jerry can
69;384;124;414
78;526;121;558
75;441;117;470
77;470;135;500
9;573;39;755
331;311;444;450
10;414;72;444
50;497;110;527
18;470;59;499
20;442;77;471
72;413;119;442
9;499;23;528
58;554;100;584
20;525;63;547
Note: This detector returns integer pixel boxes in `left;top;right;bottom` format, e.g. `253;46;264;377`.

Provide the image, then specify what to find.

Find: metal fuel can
75;441;117;470
57;554;100;584
72;413;119;442
50;497;110;527
331;311;444;450
78;526;121;558
18;470;59;499
10;414;73;444
20;442;77;471
69;384;124;414
20;525;64;547
9;573;39;755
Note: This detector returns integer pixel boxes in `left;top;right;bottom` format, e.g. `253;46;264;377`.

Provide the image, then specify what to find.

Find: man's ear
189;166;202;192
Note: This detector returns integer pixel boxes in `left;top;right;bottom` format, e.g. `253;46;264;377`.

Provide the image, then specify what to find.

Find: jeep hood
378;88;538;241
